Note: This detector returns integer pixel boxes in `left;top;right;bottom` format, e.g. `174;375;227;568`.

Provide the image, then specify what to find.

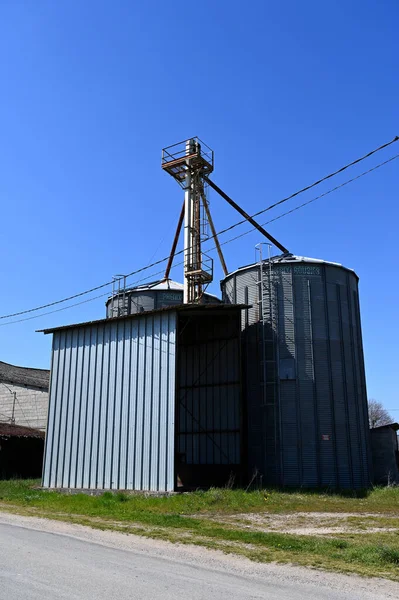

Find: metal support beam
200;189;228;277
164;201;185;280
204;176;289;254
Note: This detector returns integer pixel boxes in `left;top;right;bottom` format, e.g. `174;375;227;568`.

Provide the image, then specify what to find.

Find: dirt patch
203;512;399;536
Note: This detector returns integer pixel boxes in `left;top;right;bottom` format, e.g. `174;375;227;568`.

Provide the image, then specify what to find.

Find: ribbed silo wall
106;290;219;317
222;260;372;489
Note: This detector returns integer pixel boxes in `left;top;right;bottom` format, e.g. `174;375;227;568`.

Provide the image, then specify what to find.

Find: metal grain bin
106;279;220;318
221;255;372;489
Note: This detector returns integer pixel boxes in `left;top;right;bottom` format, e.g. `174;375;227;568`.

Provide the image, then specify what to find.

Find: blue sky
0;1;397;413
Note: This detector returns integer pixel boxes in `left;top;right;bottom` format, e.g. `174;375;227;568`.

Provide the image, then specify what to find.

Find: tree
368;399;393;428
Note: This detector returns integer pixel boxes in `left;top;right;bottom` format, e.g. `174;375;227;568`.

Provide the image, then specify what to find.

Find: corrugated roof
38;303;248;335
0;422;45;439
0;361;49;389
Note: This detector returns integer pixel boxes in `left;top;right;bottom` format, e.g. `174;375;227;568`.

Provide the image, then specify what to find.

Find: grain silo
221;254;372;489
106;279;220;318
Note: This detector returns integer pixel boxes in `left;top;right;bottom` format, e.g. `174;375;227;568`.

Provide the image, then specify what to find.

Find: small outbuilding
40;304;244;492
0;361;49;430
370;423;399;485
0;423;45;479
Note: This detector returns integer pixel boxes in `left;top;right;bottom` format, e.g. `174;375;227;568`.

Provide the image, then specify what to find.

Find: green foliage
1;480;399;580
378;546;399;565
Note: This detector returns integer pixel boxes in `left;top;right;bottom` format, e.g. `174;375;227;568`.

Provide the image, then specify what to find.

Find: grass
0;480;398;581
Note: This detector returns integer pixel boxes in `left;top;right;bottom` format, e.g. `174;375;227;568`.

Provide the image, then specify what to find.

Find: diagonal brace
203;176;289;254
164;201;185;280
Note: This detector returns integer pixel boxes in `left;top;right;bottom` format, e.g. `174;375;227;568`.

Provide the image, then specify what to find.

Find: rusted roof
0;360;49;390
0;422;45;439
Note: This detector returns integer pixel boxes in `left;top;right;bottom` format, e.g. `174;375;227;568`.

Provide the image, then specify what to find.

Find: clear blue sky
0;1;397;413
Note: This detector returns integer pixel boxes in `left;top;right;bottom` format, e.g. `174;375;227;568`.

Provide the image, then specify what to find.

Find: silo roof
133;279;184;291
224;254;357;279
107;278;220;301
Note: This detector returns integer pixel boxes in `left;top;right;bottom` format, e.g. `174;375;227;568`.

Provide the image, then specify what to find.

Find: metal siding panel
104;322;117;489
97;325;111;489
166;312;176;491
82;327;98;489
110;321;125;488
67;329;82;488
90;326;104;489
43;311;177;492
42;332;61;488
126;319;139;489
133;318;145;490
66;329;81;488
50;331;65;488
150;315;161;491
142;316;153;490
57;329;73;488
75;327;91;488
118;320;130;490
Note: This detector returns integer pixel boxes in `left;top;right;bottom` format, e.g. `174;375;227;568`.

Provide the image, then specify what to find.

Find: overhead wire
0;136;397;323
215;152;399;249
3;150;398;328
210;134;399;237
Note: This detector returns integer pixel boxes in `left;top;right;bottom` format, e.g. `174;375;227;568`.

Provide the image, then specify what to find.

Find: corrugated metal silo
106;279;220;318
221;255;372;489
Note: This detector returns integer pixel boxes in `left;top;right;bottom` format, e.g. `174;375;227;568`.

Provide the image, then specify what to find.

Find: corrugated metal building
222;255;372;489
370;423;399;485
41;304;243;492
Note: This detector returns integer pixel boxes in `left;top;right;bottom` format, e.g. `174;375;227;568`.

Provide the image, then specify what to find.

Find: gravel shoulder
1;511;398;599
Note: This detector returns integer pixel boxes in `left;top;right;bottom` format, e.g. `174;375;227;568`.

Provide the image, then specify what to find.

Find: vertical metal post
112;278;116;318
184;140;193;304
123;276;127;316
11;391;16;425
117;277;121;317
193;175;202;301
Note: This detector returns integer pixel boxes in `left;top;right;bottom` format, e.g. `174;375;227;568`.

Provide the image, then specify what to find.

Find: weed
378;546;399;565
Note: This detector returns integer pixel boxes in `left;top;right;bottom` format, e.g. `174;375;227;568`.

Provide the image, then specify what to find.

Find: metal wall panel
42;312;177;491
176;311;242;487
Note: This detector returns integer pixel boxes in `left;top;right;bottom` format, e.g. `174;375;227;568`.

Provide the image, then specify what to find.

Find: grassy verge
0;480;398;580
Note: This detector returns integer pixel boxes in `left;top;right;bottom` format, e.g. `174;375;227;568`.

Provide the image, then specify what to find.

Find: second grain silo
222;254;372;489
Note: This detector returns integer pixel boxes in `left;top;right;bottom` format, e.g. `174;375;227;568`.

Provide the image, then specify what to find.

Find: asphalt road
0;513;397;600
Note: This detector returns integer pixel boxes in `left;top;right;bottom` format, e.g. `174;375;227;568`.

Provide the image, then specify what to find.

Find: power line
3;151;398;328
0;279;114;321
0;265;173;327
0;136;397;322
215;153;399;249
212;134;399;237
